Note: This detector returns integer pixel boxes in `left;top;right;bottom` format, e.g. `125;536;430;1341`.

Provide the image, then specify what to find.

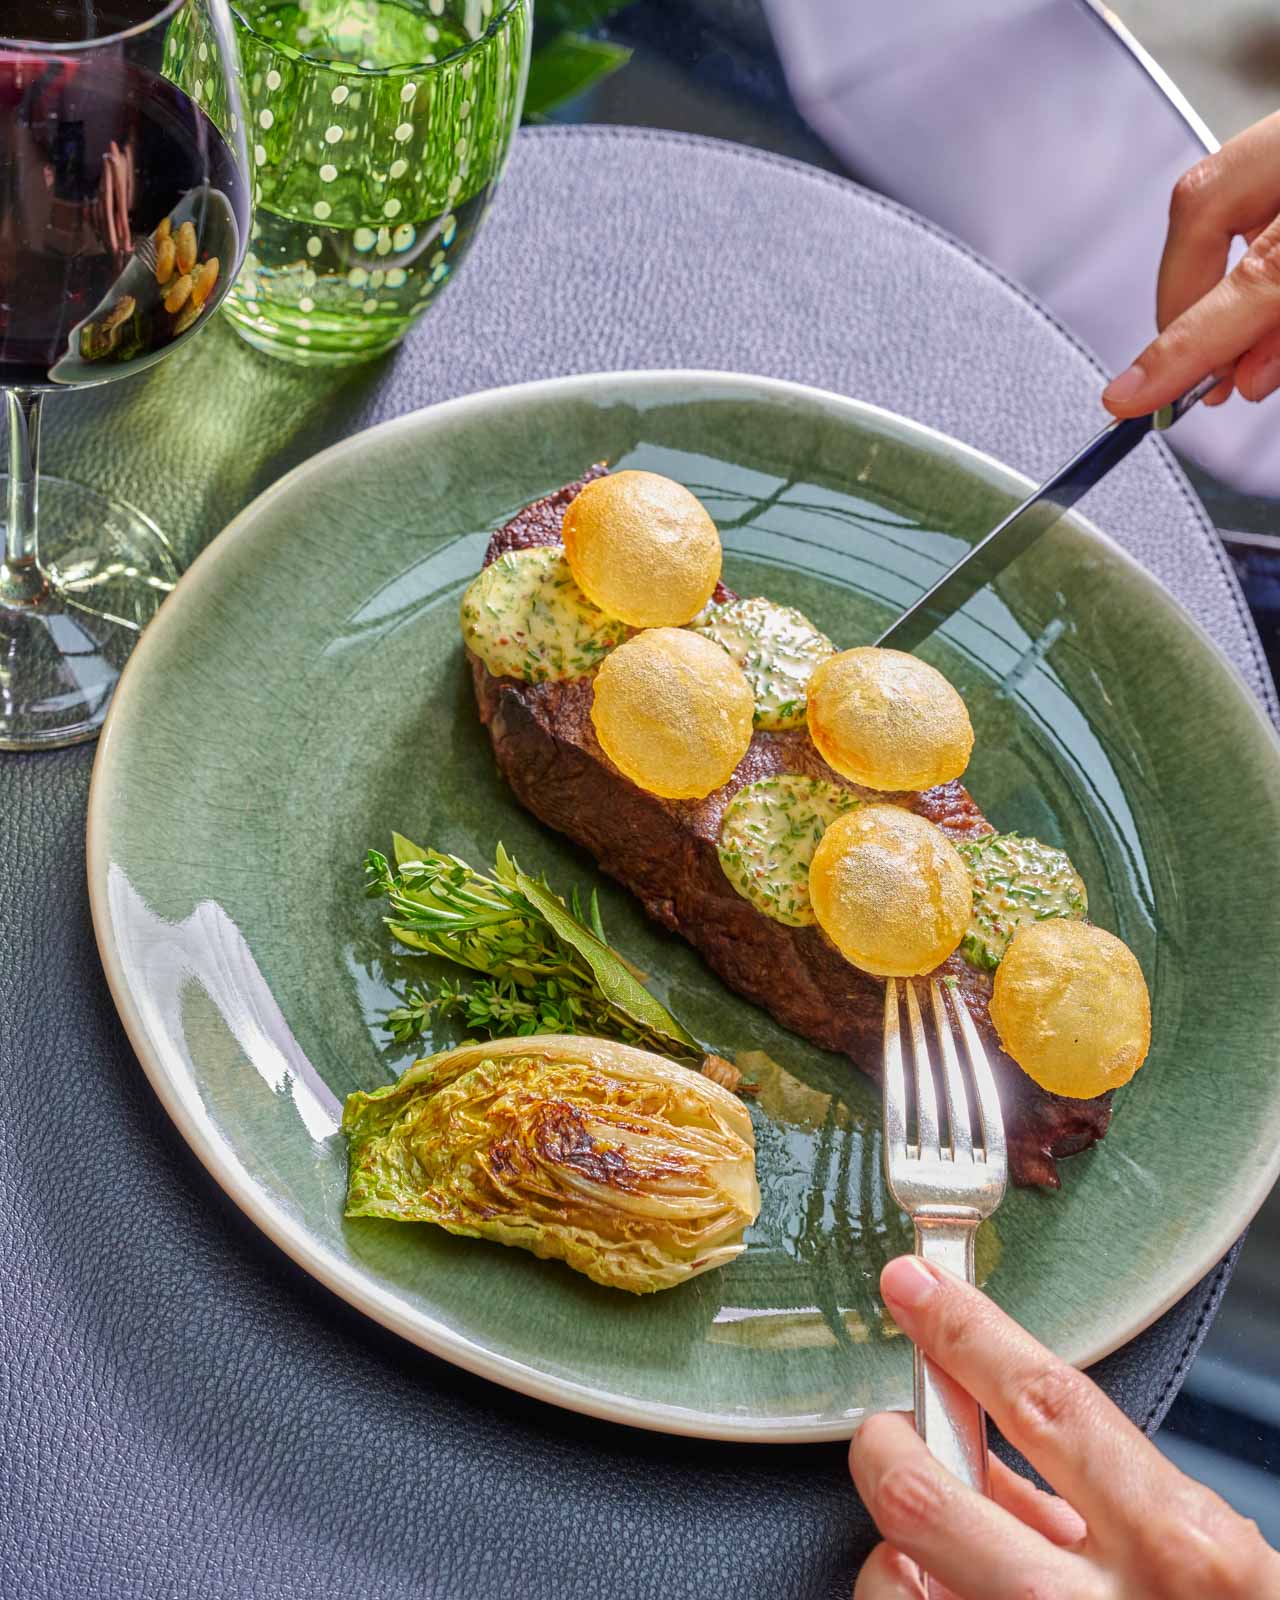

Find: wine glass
0;0;251;749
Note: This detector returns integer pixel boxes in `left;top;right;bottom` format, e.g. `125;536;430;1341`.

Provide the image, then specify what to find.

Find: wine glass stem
2;389;48;609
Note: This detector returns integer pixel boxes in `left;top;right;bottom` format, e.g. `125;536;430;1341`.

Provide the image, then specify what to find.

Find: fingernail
1102;362;1148;405
881;1255;939;1310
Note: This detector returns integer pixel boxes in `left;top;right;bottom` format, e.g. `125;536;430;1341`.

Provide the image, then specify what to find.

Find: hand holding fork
860;981;1279;1600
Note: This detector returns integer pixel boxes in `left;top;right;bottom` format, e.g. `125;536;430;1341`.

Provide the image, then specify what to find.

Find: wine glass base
0;477;179;751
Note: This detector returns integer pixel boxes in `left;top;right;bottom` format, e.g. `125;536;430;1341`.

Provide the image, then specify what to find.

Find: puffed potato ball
989;920;1151;1098
590;627;754;799
562;471;722;628
808;804;972;977
806;647;974;792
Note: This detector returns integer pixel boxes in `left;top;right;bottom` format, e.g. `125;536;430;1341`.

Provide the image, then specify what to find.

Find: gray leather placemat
1;127;1259;1600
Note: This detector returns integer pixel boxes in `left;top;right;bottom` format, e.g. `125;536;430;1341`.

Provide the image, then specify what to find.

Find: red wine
0;52;249;387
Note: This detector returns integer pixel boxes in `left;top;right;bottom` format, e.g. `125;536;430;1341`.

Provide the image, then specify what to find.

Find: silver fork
882;977;1008;1496
133;235;159;276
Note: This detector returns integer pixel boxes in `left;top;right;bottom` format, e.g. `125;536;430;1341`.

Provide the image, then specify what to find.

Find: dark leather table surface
3;128;1271;1600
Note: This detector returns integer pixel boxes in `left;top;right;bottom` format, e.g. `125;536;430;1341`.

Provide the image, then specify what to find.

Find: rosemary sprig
366;836;702;1062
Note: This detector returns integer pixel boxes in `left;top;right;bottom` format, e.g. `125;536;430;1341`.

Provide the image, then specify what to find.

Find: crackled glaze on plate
87;371;1280;1440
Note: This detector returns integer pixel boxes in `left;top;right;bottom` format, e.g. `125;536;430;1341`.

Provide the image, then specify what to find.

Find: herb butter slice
461;546;627;683
692;596;835;730
957;832;1087;970
718;773;860;926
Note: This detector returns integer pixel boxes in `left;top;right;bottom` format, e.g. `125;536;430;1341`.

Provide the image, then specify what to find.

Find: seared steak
469;472;1112;1187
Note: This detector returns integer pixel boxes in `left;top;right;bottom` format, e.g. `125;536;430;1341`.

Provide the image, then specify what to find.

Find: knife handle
1153;373;1219;431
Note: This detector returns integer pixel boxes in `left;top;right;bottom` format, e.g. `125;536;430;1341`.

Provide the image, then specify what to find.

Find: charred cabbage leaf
343;1034;760;1294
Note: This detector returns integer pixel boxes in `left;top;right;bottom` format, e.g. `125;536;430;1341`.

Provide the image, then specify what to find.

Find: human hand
1103;111;1280;417
850;1255;1280;1598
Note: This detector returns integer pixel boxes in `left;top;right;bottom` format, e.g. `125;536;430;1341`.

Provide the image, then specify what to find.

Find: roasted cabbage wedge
343;1034;760;1294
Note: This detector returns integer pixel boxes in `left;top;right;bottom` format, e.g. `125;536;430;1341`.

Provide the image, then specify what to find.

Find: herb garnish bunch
366;835;702;1063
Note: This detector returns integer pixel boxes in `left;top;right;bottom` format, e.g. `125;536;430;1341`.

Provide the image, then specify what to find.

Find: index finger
878;1255;1184;1533
1104;215;1280;415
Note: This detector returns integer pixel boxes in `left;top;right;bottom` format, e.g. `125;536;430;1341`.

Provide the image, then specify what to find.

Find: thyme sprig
385;975;600;1045
366;837;702;1062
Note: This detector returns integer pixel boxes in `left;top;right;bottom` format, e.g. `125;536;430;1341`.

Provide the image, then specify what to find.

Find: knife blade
875;374;1219;654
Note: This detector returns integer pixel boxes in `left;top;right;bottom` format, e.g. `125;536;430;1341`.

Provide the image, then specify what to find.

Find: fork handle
913;1216;990;1496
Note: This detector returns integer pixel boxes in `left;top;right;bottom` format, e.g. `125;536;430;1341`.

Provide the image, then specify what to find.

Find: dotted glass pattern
169;0;531;362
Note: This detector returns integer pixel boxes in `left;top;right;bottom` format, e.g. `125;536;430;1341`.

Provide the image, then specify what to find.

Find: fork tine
929;980;973;1160
882;980;909;1167
949;994;1008;1173
904;979;941;1157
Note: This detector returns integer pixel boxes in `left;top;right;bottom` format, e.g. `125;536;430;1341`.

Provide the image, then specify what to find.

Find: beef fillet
468;472;1112;1187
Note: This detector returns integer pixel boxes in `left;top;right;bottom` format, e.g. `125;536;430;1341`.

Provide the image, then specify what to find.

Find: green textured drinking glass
192;0;530;364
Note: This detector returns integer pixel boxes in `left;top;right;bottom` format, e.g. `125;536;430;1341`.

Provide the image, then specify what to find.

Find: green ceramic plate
88;371;1280;1441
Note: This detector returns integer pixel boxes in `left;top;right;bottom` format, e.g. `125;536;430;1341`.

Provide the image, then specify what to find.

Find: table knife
876;374;1219;653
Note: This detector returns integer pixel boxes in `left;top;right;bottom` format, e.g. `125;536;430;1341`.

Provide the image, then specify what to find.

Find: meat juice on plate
224;0;529;363
0;8;249;387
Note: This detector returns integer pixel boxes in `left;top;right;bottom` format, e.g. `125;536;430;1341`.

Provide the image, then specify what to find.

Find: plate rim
87;367;1280;1442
